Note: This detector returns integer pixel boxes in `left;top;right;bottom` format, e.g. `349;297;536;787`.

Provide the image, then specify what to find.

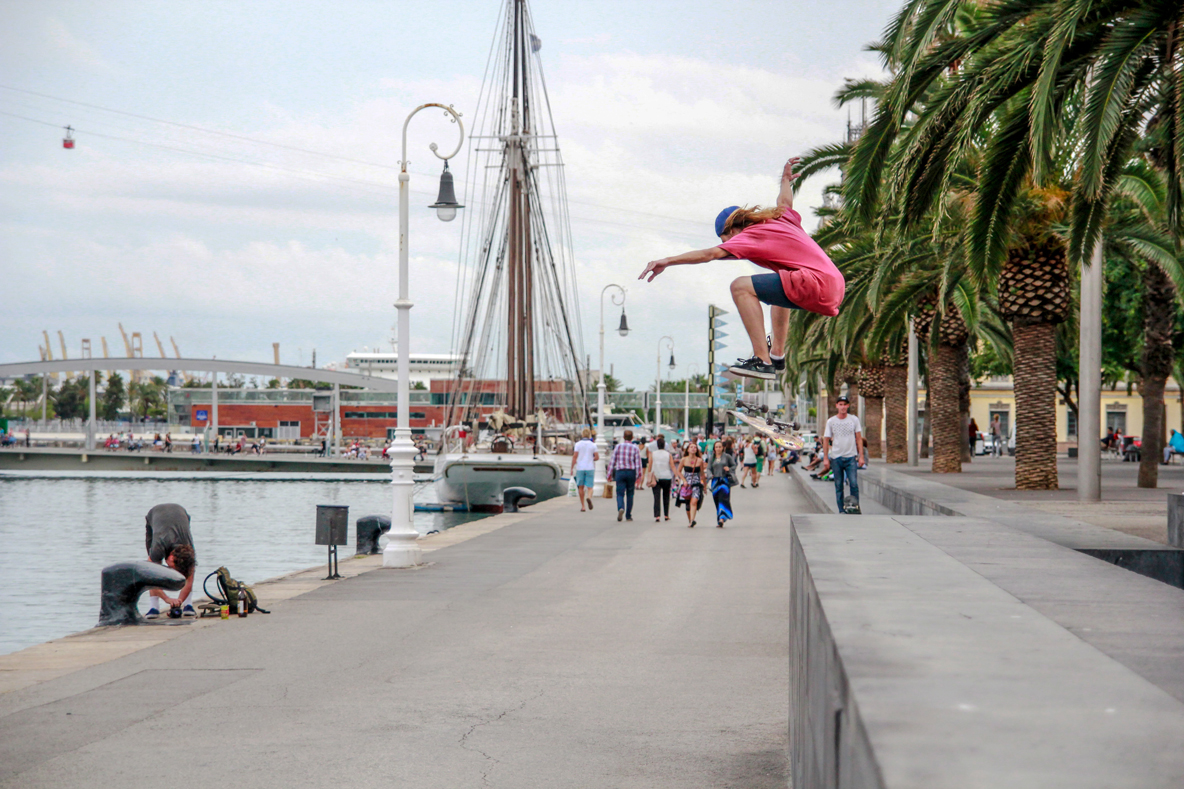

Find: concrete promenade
0;475;815;788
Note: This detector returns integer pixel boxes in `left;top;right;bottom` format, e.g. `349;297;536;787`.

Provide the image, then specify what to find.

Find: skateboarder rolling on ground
639;157;845;380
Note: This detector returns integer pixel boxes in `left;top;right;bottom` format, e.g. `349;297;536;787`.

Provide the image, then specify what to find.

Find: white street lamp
655;336;674;438
595;284;628;495
683;363;700;440
385;103;465;569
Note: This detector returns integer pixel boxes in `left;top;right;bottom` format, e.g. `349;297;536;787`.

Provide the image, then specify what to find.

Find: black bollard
503;486;536;513
99;561;186;626
356;514;392;555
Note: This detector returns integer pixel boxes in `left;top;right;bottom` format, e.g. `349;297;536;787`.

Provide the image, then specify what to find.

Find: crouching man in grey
144;503;198;618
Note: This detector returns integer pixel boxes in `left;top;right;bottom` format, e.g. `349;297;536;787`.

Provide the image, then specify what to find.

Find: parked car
975;431;995;456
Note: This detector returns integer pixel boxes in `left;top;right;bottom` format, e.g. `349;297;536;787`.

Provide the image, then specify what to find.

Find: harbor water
0;473;487;656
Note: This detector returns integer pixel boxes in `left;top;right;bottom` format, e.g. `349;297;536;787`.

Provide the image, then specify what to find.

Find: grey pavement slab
860;462;1173;551
792;513;1184;788
0;476;817;788
891;456;1184;544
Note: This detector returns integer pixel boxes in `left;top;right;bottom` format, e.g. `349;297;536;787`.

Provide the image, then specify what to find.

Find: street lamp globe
668;352;676;370
429;161;464;223
617;309;630;337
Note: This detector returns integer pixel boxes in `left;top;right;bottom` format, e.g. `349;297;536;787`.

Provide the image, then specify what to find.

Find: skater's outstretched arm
777;157;803;210
639;246;729;283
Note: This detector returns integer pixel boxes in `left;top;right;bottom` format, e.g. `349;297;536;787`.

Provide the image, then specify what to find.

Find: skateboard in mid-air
728;401;805;450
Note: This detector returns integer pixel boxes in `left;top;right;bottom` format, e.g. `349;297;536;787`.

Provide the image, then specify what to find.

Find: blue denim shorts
751;273;802;309
575;469;595;488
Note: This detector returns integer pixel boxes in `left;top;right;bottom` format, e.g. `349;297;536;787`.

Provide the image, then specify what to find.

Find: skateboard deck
729;408;805;450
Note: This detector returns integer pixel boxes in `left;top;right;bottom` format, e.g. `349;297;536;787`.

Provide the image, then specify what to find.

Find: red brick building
170;379;585;440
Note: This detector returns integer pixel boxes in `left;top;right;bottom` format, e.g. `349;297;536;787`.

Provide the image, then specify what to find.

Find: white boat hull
433;453;567;511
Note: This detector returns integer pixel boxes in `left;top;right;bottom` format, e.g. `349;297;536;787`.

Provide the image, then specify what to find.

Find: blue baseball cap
715;206;740;237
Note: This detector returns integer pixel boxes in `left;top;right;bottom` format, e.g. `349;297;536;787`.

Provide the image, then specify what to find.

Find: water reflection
0;476;484;656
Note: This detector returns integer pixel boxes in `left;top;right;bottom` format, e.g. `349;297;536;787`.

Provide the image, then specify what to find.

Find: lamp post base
593;437;608;497
382;538;423;568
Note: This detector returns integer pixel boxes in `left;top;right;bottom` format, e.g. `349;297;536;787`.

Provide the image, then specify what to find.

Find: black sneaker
727;356;776;380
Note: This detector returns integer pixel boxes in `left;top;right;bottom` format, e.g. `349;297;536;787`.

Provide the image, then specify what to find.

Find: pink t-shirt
718;209;845;316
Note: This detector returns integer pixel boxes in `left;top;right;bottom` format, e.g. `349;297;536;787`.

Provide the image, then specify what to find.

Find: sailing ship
434;0;590;511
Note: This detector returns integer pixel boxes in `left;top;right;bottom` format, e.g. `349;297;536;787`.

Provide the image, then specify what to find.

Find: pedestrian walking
646;435;676;522
708;440;738;527
607;428;642;521
570;428;599;513
164;433;172;453
637;437;649;490
822;395;865;513
740;438;758;487
968;418;980;455
676;442;706;527
990;415;1003;457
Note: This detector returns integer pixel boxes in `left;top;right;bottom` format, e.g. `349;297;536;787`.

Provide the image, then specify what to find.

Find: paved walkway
0;475;816;788
890;456;1184;544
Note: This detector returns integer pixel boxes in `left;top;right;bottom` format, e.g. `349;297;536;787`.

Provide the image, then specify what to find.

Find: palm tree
848;0;1184;486
1105;159;1184;486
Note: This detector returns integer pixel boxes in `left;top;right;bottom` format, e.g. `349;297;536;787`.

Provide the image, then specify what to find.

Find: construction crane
117;323;137;383
41;331;58;382
169;336;191;384
117;323;132;356
101;337;110;358
153;332;168;358
81;339;92;358
130;331;143;383
57;330;73;381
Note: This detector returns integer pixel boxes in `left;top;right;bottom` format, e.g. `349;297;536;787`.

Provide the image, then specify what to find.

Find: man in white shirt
570;428;599;512
823;395;865;513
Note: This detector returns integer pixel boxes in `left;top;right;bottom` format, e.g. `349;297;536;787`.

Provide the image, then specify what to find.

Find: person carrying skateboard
639;157;845;380
822;396;865;514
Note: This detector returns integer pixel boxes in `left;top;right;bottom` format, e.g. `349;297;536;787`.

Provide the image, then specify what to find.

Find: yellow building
962;376;1184;451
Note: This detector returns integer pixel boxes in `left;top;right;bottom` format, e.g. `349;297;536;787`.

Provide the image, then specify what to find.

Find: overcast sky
0;0;891;389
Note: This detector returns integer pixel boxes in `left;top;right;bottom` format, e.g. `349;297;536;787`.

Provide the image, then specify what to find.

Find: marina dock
0;479;805;788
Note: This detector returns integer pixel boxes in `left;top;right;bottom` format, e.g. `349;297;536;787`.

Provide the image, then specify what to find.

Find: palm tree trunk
930;344;962;473
865;396;883;458
883;365;908;463
1138;262;1176;488
959;343;972;463
1012;322;1058;490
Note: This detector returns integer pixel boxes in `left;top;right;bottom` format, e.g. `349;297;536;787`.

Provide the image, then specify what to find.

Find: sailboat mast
505;0;535;418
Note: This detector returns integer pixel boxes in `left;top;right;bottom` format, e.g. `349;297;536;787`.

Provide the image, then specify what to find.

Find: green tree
129;376;168;421
51;378;88;420
100;373;126;420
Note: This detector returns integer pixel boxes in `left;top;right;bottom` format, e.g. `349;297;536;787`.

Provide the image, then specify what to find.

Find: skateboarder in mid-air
639;157;845;380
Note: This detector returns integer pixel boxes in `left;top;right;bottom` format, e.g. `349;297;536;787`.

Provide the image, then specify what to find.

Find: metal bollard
503;486;536;513
356;514;392;555
99;561;186;626
1169;494;1184;548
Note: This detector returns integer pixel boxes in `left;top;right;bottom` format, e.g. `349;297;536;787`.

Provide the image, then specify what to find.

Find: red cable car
62;126;75;149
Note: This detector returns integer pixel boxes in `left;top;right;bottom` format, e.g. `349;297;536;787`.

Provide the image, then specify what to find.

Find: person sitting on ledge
144;503;198;618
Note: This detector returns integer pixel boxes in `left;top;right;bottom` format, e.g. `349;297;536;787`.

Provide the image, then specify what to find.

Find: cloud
45;18;122;74
0;42;883;388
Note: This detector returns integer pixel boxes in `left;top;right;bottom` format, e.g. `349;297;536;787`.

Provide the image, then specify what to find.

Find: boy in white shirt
822;395;865;513
570;428;599;512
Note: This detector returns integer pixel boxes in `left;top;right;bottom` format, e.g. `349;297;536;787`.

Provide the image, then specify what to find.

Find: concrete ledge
858;463;1173;551
791;513;1184;788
